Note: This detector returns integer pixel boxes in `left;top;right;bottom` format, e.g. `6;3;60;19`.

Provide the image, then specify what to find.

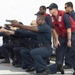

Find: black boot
37;68;50;75
25;67;35;72
14;63;21;67
63;65;72;69
1;58;10;63
57;64;64;74
73;71;75;75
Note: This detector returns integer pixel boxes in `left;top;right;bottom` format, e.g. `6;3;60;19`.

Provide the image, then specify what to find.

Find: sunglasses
65;7;68;9
30;23;34;25
49;8;53;10
36;18;42;21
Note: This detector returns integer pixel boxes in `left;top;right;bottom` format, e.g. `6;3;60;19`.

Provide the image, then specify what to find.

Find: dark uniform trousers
13;47;24;65
0;43;20;59
12;37;37;68
65;47;72;67
20;46;52;73
65;31;75;70
56;31;75;70
20;48;35;69
69;41;75;70
56;36;67;65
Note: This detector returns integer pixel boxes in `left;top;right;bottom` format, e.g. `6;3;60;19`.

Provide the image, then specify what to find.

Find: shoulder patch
52;17;54;22
58;16;62;22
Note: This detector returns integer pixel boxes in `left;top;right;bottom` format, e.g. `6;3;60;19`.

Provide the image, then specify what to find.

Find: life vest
52;10;75;37
44;13;49;17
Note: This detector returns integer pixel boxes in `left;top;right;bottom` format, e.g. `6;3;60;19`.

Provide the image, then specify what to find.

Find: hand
11;20;20;27
10;26;18;31
4;30;15;35
30;20;37;26
55;40;61;48
67;40;71;47
0;27;7;32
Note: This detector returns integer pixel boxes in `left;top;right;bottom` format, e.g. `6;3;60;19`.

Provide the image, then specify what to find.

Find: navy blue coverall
12;29;37;68
15;22;53;73
54;14;75;73
0;32;10;58
0;35;20;60
65;10;75;67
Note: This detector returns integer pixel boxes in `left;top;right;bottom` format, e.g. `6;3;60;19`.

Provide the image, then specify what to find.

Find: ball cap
35;11;44;15
47;3;58;10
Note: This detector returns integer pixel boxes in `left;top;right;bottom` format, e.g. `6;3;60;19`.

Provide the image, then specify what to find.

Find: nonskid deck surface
0;59;73;75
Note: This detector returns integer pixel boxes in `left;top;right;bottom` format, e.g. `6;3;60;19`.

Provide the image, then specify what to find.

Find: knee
30;50;36;57
20;49;25;55
20;49;28;56
13;48;18;53
2;44;7;48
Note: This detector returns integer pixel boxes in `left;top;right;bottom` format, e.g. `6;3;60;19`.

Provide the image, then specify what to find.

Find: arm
14;29;37;38
2;29;37;38
45;15;53;27
64;14;72;47
19;25;39;32
67;28;71;47
70;11;75;21
52;29;60;48
67;28;71;41
0;32;7;36
11;21;39;32
52;29;58;41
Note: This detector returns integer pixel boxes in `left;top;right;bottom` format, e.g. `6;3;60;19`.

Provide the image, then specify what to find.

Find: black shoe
25;67;35;72
73;71;75;75
1;59;10;63
57;64;64;74
12;59;18;66
63;65;72;69
14;63;21;67
37;68;50;75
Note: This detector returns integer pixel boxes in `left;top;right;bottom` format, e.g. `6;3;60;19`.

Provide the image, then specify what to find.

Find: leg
13;47;24;67
4;43;20;59
56;43;66;74
30;46;52;73
64;47;72;69
68;41;75;75
20;48;34;69
0;44;10;63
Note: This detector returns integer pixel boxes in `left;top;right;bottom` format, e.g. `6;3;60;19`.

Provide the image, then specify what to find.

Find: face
49;8;56;16
36;16;43;25
65;4;70;13
39;7;45;13
30;20;37;26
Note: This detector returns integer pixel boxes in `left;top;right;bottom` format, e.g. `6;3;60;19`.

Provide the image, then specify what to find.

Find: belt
38;43;51;47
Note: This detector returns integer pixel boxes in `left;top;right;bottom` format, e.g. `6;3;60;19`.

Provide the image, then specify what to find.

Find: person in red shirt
47;3;75;75
37;5;52;27
64;1;75;69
